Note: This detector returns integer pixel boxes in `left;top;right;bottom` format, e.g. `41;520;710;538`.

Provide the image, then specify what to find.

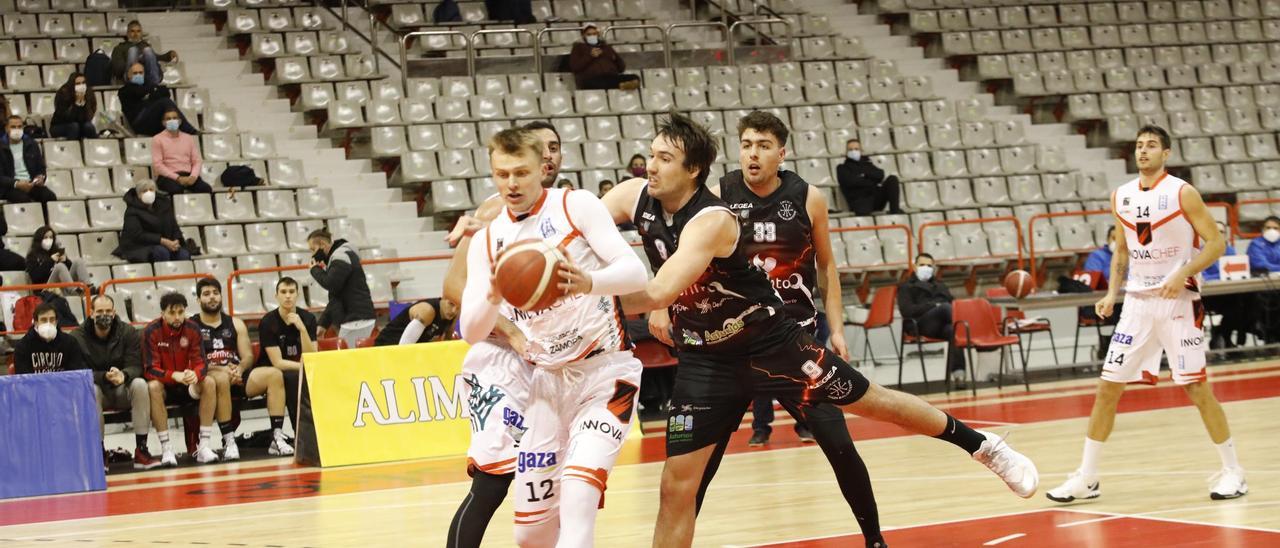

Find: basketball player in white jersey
460;127;648;547
1047;125;1247;502
444;121;564;548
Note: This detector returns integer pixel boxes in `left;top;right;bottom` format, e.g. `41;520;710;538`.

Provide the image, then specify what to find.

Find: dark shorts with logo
162;383;199;405
665;315;870;457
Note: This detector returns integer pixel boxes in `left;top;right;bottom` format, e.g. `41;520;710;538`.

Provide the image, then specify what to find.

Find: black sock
219;421;236;437
269;416;284;431
806;415;884;546
933;413;986;455
446;471;513;548
135;434;147;451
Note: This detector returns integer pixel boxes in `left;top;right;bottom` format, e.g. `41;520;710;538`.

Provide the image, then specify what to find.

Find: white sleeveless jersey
1113;172;1202;294
483;188;628;367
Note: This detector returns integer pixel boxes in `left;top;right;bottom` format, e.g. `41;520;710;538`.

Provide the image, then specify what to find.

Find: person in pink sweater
152;108;211;195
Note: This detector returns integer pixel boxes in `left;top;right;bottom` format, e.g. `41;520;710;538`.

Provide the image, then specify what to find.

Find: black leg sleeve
783;402;885;546
446;471;514;548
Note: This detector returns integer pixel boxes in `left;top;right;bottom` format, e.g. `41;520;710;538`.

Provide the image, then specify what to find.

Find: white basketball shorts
462;339;532;477
1101;292;1208;386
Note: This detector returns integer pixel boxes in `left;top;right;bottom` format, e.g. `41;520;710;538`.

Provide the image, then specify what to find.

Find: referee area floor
1;359;1277;547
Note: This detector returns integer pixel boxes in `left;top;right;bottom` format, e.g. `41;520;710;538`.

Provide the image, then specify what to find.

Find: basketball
494;239;568;312
1003;269;1034;299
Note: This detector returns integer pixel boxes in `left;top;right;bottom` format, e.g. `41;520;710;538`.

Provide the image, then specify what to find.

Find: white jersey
480;188;628;367
1113;172;1202;295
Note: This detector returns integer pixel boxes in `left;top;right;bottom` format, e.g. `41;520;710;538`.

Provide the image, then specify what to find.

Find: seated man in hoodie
14;302;85;374
113;179;190;263
117;63;196;138
72;294;160;470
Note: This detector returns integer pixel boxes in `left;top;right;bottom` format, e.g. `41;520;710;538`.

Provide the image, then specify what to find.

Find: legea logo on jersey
351;375;469;427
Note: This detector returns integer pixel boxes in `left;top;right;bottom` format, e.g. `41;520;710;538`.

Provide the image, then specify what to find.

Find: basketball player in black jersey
373;298;458;346
192;278;293;456
595;113;1038;546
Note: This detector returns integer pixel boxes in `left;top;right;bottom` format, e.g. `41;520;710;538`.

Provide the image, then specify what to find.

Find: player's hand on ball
1095;294;1116;319
447;215;484;247
556;259;592;296
648;308;674;347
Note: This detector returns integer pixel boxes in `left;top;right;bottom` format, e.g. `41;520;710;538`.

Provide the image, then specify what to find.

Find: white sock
199;426;213;446
1216;438;1240;469
158;430;171;450
273;427;284;439
1080;438;1104;479
223;432;236;445
557;480;603;547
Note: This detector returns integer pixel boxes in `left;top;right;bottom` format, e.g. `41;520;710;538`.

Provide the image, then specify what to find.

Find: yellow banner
305;341;473;468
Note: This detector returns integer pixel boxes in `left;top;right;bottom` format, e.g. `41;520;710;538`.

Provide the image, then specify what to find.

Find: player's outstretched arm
623;210;739;312
442;197;504;305
558;190;648;297
458;228;502;344
599;177;646;225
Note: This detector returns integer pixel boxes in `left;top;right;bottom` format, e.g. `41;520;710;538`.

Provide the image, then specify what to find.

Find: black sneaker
795;425;816;444
748;431;769;447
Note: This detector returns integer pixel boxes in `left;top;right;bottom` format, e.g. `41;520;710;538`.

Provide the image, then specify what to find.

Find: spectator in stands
152;108;211;195
627;154;646;179
256;277;317;429
307;229;375;349
1083;227;1119;282
26;226;92;290
836;138;901;217
72;294;160;470
2;115;58;205
569;23;640;91
50;72;98;140
897;253;966;385
118;63;196;138
557;179;575;190
374;298;458;347
191;278;293;457
143;292;218;466
1248;216;1280;274
598;179;615;197
14;303;85;374
0;210;25;271
110;20;178;86
1204;222;1246;350
115;179;190;263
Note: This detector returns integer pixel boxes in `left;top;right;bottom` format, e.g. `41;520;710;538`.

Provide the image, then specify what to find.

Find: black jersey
634;184;783;353
721;169;818;327
190;312;241;366
374;299;452;346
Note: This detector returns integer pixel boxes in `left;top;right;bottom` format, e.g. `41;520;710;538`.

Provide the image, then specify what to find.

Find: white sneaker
221;437;240;462
269;435;295;456
193;443;219;464
1209;467;1247;500
1046;470;1101;503
972;431;1039;498
159;446;178;468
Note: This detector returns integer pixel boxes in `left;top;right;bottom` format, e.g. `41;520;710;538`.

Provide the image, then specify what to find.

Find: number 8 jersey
1112;172;1202;295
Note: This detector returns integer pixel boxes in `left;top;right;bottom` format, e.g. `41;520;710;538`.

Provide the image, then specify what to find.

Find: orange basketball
1003;269;1034;299
494;239;568;312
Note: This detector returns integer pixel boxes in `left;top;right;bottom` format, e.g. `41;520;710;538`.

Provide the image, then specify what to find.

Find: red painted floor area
753;509;1280;547
2;370;1277;528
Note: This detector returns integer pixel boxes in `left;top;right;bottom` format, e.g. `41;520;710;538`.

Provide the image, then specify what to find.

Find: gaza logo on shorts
503;407;528;443
1111;332;1133;345
517;451;557;473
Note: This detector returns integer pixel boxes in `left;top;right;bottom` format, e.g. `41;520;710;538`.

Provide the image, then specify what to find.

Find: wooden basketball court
2;360;1277;547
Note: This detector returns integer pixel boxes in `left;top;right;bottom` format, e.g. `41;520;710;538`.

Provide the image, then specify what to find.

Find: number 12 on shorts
525;479;554;502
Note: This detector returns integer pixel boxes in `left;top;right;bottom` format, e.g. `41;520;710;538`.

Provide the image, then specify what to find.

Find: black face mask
94;314;114;329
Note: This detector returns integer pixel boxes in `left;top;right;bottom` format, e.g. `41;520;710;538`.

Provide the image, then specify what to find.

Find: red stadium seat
952;298;1026;396
357;336;377;348
633;339;676;368
317;337;342;351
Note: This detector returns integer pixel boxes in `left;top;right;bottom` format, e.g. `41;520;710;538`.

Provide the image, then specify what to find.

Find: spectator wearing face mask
836;138;902;216
110;20;178;86
568;23;640;91
26;226;92;289
1248;216;1280;274
897;253;966;384
627;154;646;179
152;108;211;195
50;72;98;140
118;62;196;138
1;115;58;205
1083;227;1119;282
14;303;86;374
114;179;189;263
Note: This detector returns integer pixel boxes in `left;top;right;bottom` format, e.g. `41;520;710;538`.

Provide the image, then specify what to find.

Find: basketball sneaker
221;437;241;462
1209;467;1247;500
269;434;295;456
972;431;1038;498
159;446;178;468
133;448;162;470
748;431;769;447
193;443;219;464
1045;470;1100;503
795;424;816;444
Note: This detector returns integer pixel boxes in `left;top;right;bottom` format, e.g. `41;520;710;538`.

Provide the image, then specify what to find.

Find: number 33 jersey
1112;172;1202;296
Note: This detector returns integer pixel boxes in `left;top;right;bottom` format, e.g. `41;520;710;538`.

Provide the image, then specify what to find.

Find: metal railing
728;17;792;56
398;29;470;90
471;28;540;75
917;217;1025;270
664;22;730;68
225;254;451;316
1026;210;1109;280
0;282;92;336
831;224;914;270
97;273;216;325
1231;197;1279;238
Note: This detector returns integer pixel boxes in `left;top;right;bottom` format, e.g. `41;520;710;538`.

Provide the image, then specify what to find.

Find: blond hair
487;127;544;162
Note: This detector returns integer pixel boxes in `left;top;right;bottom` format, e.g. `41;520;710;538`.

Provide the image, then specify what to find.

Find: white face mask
8;129;23;142
585;35;599;45
140;190;156;205
916;265;935;282
164;119;181;133
74;83;87;94
41;237;54;251
847;150;861;161
1108;241;1116;253
35;322;57;341
1265;228;1280;244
